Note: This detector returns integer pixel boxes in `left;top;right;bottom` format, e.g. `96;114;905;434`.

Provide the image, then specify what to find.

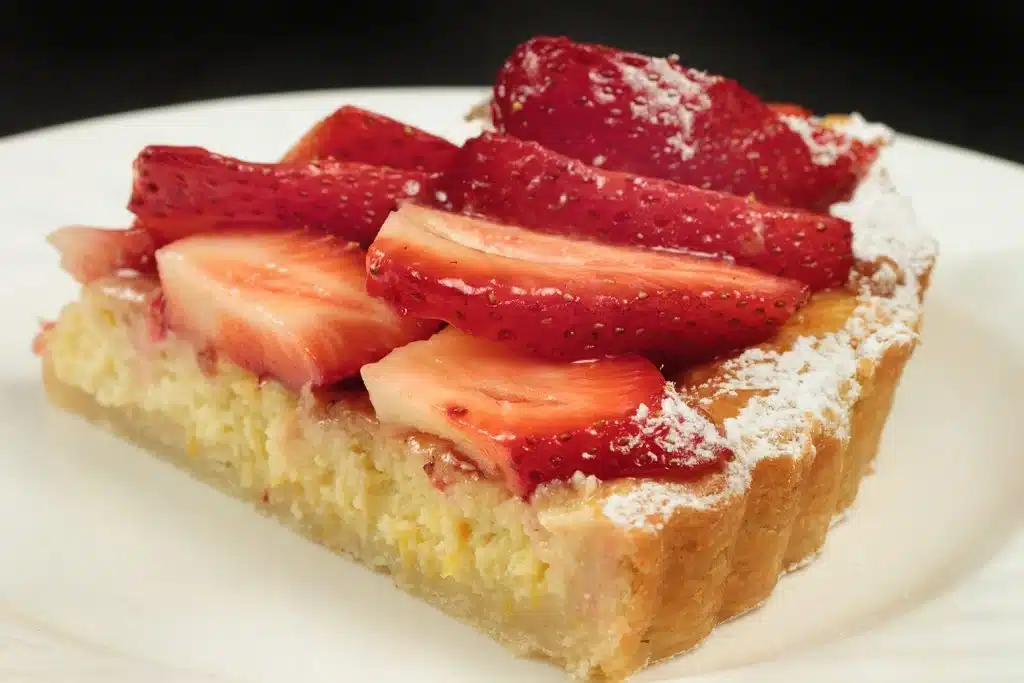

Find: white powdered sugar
603;457;750;530
608;57;719;162
611;383;728;468
599;126;937;530
521;47;541;78
840;113;894;146
833;163;938;291
713;334;859;463
601;385;749;530
781;114;853;166
783;112;895;168
509;43;555;106
832;158;938;359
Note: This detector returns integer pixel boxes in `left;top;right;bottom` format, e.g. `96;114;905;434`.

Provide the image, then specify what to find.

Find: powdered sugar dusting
832;149;937;359
781;114;852;166
833;161;938;295
713;334;859;463
612;383;729;468
840;113;894;146
611;56;719;162
509;44;553;106
603;456;749;531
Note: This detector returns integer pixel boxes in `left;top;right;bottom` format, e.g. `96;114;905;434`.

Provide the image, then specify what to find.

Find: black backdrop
1;1;1019;162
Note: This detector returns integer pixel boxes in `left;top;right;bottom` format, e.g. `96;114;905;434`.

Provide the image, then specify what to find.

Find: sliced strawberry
155;228;438;391
129;145;441;246
281;105;459;172
366;204;809;363
491;36;880;211
47;226;157;284
361;327;732;498
446;132;853;290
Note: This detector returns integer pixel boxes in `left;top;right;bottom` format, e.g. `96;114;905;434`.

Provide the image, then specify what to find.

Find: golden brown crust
643;493;747;662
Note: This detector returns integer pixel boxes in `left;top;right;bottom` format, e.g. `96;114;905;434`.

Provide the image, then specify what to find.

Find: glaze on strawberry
129;145;443;246
366;203;809;363
491;36;880;212
281;105;460;172
155;228;439;391
362;328;732;498
446;132;854;290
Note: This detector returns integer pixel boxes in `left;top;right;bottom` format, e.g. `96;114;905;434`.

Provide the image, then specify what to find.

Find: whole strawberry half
47;226;157;284
129;145;441;246
280;105;459;173
446;132;853;290
366;203;809;363
362;327;732;498
490;36;881;212
155;228;439;391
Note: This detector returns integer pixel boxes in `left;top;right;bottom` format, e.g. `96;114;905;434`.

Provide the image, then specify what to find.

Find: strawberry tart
35;36;937;681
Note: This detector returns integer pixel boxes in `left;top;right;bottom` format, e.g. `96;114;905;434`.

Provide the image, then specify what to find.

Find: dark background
1;2;1019;162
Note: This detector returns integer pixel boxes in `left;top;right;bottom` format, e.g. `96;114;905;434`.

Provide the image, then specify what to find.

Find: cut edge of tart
34;38;937;683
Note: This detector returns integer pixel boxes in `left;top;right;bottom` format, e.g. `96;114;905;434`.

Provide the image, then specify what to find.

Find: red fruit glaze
129;145;441;246
491;36;881;212
446;132;853;290
46;226;157;284
281;105;459;172
361;327;732;498
155;228;439;391
366;204;809;363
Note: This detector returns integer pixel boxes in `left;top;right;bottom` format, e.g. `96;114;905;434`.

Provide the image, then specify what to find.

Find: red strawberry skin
281;105;459;173
47;226;157;284
446;132;853;290
491;36;880;212
366;204;809;363
362;328;732;498
129;145;441;246
156;228;439;391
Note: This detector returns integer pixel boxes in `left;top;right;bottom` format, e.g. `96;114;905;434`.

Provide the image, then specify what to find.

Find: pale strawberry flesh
156;228;438;391
491;36;880;212
281;105;459;172
446;132;853;290
361;328;732;498
130;145;441;246
47;226;157;284
366;204;809;363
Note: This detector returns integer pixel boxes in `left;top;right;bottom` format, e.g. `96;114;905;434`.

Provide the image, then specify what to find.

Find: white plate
1;87;1022;683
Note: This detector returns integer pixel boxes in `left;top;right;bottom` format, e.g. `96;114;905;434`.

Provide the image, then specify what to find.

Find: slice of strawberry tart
35;36;936;681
